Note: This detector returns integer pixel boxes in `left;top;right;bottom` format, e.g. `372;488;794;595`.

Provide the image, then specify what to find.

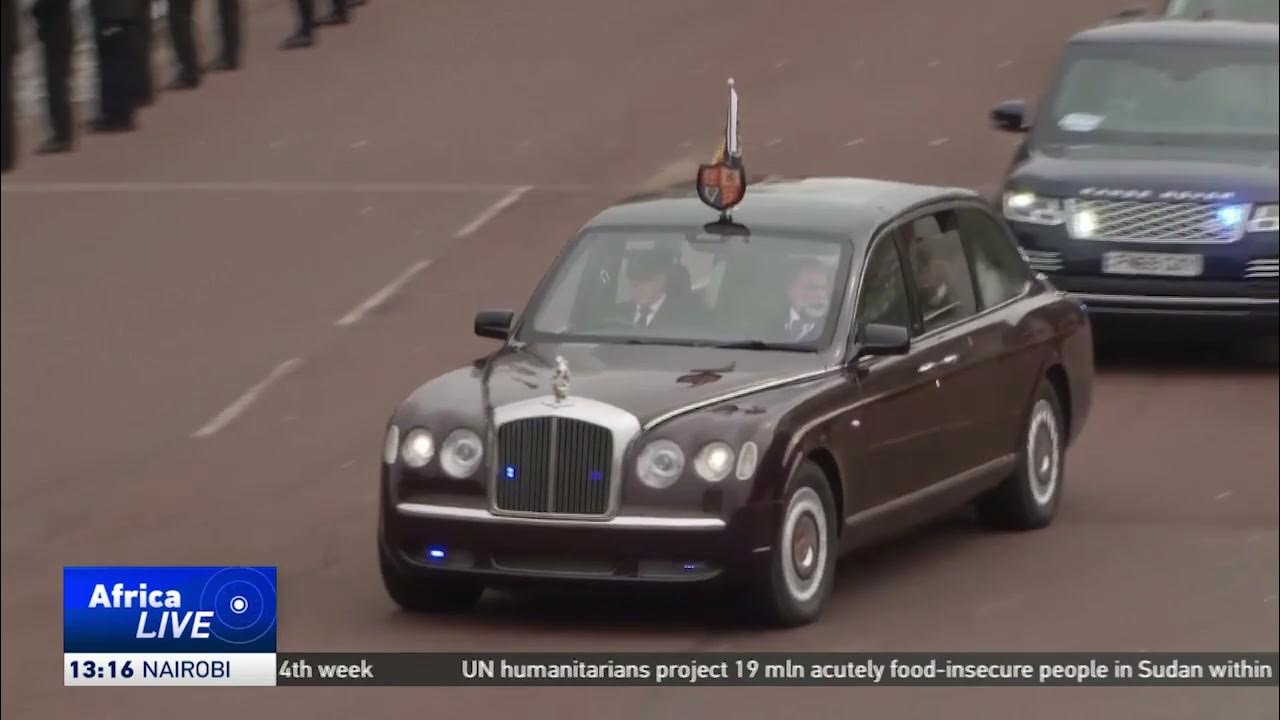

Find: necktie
635;304;651;327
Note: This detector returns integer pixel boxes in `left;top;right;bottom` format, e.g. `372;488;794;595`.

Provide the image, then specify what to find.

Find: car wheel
378;541;485;613
754;460;838;627
976;377;1065;530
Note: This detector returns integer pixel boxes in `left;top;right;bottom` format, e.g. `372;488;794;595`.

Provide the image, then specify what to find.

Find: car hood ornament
551;356;571;402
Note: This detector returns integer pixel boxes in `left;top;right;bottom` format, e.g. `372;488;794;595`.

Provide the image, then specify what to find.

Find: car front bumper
379;494;781;587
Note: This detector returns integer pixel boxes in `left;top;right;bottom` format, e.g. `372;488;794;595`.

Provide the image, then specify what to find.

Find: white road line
334;259;434;327
765;137;783;147
997;59;1014;69
928;137;950;147
454;185;533;238
191;358;303;439
1214;490;1234;501
0;181;584;193
845;138;865;147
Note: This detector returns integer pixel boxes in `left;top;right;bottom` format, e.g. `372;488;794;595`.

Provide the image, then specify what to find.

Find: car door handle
917;361;937;374
918;355;960;374
940;354;960;365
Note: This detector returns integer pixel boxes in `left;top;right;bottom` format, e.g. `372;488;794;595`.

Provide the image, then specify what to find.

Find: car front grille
1245;258;1279;280
494;417;614;516
1019;248;1062;272
1066;199;1246;244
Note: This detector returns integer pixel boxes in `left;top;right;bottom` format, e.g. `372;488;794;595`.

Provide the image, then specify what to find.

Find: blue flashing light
1217;205;1246;227
588;469;604;482
682;562;697;571
503;465;517;480
427;546;447;560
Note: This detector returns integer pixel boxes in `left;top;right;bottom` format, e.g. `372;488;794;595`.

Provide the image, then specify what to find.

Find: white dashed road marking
334;259;434;327
1214;491;1234;501
454;185;534;238
845;138;865;147
928;137;950;147
192;358;303;439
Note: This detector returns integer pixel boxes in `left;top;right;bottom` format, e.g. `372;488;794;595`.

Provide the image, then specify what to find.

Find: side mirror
991;99;1028;133
855;323;911;360
474;309;514;340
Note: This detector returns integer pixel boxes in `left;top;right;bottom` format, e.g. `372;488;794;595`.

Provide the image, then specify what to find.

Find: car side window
902;211;979;335
855;235;912;336
955;207;1033;309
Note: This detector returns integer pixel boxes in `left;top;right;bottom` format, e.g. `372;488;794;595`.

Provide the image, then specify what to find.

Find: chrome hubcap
1027;399;1061;506
781;487;828;603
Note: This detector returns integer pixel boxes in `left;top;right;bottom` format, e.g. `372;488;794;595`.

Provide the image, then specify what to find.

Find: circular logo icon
199;567;276;645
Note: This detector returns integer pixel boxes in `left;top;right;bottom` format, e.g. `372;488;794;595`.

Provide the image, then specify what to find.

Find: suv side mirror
855;323;911;360
991;99;1028;133
474;309;514;340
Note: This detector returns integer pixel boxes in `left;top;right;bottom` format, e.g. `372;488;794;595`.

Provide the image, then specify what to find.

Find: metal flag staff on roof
697;78;747;220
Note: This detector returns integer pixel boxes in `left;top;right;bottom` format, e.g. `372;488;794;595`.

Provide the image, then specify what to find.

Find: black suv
989;19;1278;334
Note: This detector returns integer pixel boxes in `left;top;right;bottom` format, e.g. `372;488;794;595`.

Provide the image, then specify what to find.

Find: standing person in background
89;0;143;132
164;0;202;89
1;0;15;172
205;0;241;72
31;0;75;152
280;0;349;49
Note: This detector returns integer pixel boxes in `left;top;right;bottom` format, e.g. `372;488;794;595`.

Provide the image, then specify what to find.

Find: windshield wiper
706;340;809;351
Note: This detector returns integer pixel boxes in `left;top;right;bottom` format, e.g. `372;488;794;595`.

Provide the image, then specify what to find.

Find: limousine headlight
401;428;435;468
693;442;736;483
1003;191;1065;225
637;439;685;489
439;429;483;478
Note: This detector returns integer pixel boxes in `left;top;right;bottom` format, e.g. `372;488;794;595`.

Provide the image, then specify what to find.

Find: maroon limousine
377;87;1094;626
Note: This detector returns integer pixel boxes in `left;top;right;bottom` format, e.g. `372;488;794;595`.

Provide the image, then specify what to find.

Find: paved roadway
2;0;1277;718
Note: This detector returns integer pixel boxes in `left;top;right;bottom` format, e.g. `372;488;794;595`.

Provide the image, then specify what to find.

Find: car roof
584;177;978;237
1071;18;1280;47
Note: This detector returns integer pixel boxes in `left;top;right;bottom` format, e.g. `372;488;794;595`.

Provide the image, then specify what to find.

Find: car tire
976;377;1066;531
378;541;485;613
753;460;838;627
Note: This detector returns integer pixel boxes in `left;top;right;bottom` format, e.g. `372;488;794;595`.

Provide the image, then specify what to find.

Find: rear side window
902;213;979;335
955;207;1033;309
855;236;912;334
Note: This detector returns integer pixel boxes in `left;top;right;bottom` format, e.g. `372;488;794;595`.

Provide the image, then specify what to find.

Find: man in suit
620;249;693;332
781;259;834;343
163;0;201;89
31;0;75;151
89;0;144;131
206;0;241;71
137;0;154;102
2;0;16;172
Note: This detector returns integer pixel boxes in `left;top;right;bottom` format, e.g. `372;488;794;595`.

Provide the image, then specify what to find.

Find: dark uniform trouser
33;0;75;141
92;1;145;123
293;0;346;35
167;0;200;80
137;0;154;101
215;0;242;65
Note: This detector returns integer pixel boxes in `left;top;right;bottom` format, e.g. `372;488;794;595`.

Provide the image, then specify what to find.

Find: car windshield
518;227;852;349
1164;0;1279;21
1039;41;1279;149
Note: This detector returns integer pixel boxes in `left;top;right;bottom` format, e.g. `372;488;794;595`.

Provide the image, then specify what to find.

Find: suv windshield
1038;40;1278;149
518;227;851;349
1164;0;1279;21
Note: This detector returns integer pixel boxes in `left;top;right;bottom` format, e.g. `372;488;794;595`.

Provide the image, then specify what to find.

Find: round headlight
693;441;736;482
383;425;400;465
636;439;685;489
735;441;759;481
401;428;435;468
440;428;484;478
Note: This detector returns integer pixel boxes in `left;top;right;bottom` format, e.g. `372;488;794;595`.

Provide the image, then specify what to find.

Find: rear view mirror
856;323;911;359
474;310;514;340
991;99;1028;133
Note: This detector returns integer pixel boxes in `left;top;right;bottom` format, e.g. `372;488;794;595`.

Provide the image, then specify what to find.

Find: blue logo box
63;566;277;653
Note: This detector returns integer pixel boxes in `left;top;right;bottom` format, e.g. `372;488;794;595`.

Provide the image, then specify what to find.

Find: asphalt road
2;1;1277;718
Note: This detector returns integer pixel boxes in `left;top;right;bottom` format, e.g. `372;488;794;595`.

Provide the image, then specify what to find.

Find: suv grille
1066;199;1246;244
494;417;613;516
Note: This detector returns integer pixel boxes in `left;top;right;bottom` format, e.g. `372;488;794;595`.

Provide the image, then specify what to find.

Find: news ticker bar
64;652;1279;687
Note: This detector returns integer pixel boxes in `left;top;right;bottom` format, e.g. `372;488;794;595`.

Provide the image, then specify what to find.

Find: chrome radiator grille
494;417;613;516
1245;258;1279;279
1066;199;1246;243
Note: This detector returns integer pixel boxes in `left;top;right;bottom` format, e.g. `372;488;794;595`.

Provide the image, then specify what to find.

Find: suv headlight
383;425;400;465
1248;204;1279;233
1003;191;1065;225
693;442;736;482
636;439;685;489
400;428;435;468
439;429;484;478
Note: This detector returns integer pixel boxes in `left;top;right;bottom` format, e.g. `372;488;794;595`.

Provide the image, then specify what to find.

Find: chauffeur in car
378;81;1095;626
